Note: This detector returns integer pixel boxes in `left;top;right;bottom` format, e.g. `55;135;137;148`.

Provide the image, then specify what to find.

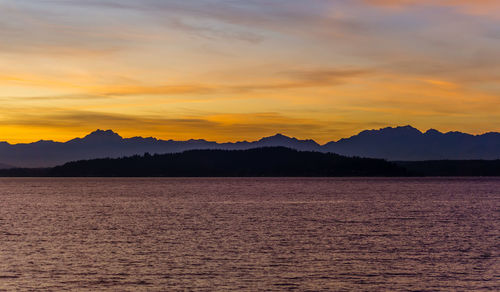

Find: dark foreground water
0;178;498;291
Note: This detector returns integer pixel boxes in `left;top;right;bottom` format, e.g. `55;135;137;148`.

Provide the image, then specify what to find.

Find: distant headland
1;147;500;177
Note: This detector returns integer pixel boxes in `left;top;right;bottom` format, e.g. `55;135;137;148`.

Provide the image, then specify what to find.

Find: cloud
100;85;215;96
0;110;219;131
0;2;126;56
0;94;110;102
364;0;498;8
0;0;267;58
0;109;341;143
86;68;371;96
1;0;499;143
285;69;370;85
0;67;370;102
222;68;371;93
363;0;500;17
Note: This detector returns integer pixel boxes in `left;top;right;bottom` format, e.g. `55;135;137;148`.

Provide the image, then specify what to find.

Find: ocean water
0;178;498;291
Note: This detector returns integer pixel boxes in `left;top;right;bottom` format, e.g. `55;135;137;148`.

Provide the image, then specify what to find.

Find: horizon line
1;125;499;146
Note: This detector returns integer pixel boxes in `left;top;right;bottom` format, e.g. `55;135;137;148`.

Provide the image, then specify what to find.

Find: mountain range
0;163;13;169
1;125;500;168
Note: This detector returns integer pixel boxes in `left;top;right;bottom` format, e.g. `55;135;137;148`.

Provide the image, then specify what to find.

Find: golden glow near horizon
1;0;499;143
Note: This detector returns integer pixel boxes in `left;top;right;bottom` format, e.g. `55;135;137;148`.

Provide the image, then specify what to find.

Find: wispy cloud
363;0;500;19
0;109;344;143
0;0;499;142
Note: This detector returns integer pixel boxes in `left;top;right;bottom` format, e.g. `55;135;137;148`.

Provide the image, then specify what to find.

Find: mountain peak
84;129;123;140
356;125;422;138
259;133;295;142
425;129;442;135
256;133;320;150
393;125;422;133
271;133;289;138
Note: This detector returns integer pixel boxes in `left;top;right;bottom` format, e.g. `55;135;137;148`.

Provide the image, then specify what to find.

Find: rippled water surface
0;178;499;291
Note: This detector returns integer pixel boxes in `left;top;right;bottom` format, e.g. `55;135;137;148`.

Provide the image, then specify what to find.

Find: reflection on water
0;178;498;291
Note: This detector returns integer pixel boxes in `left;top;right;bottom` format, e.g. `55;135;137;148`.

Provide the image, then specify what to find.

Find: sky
1;0;499;143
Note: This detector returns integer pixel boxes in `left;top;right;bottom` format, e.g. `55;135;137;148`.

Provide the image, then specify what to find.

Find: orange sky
1;0;499;143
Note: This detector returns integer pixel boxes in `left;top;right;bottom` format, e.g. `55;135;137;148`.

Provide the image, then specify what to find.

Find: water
0;178;498;291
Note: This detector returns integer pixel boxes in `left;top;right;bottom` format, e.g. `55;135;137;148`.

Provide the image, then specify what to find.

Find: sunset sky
1;0;499;143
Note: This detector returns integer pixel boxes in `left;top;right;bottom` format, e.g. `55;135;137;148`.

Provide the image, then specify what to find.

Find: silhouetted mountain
1;126;500;167
0;162;13;169
253;134;320;151
324;126;500;160
0;130;322;167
